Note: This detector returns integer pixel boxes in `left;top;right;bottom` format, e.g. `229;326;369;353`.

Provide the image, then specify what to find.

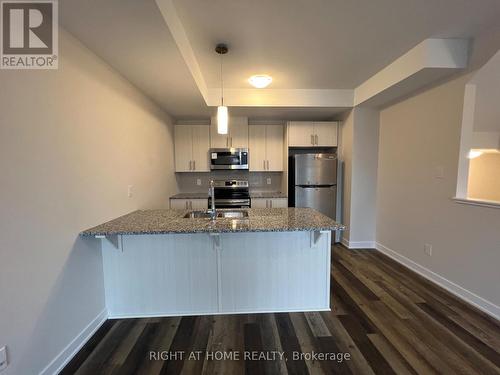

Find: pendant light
215;43;228;135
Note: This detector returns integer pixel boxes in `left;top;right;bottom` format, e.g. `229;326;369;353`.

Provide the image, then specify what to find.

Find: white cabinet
314;122;338;147
218;232;330;313
210;117;248;148
101;231;331;317
102;234;219;317
251;197;288;208
170;198;208;210
288;121;338;147
288;121;314;147
175;125;210;172
249;124;284;172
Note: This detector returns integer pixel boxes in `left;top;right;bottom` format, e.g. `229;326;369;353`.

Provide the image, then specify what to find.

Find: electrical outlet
424;244;433;256
434;165;445;179
266;177;272;185
196;179;202;186
0;346;8;371
127;185;133;198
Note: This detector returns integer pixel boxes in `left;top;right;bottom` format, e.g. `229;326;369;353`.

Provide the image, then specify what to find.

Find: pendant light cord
220;53;224;106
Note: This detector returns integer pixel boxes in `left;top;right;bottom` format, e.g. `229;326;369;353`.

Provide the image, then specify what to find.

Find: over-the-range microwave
210;148;249;170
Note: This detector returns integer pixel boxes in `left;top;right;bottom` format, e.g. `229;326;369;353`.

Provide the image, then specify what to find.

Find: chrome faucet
208;179;216;221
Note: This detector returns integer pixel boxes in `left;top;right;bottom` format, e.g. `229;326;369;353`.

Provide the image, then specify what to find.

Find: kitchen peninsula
81;208;344;318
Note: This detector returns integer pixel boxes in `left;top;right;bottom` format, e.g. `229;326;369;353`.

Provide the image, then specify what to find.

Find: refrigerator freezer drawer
295;185;336;219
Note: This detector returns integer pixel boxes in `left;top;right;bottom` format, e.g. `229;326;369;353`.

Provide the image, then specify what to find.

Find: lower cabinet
170;198;208;210
101;231;331;317
251;197;288;208
103;234;219;317
219;232;330;313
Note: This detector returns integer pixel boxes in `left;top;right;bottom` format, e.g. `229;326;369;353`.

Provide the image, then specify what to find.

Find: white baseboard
375;242;500;321
109;307;330;320
40;309;108;375
341;237;376;249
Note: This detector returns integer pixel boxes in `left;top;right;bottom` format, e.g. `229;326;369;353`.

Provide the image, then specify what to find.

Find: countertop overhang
80;208;345;236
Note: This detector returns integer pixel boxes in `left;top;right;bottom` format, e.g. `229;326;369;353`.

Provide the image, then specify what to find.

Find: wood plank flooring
61;245;500;374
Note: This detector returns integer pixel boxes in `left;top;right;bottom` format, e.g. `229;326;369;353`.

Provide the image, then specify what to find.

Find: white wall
340;108;379;247
376;73;500;316
0;29;177;374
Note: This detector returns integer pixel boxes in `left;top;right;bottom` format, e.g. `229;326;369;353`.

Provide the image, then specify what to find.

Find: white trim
375;242;500;320
452;197;500;209
109;307;331;320
354;38;469;106
341;237;376;249
39;309;108;375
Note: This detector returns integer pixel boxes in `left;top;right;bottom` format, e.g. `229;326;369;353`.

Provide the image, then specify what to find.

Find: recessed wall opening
467;150;500;203
455;49;500;207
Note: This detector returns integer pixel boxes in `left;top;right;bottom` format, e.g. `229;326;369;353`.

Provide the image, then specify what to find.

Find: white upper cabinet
249;124;283;171
174;125;210;172
288;121;314;147
174;125;192;172
313;122;338;147
210;117;248;149
249;125;266;171
288;121;338;147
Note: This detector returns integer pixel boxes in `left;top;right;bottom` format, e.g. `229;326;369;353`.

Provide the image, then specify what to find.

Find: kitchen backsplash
175;171;283;193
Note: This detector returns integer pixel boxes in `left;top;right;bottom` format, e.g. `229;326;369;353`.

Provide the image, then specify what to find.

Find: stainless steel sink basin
217;210;249;218
183;211;212;219
183;210;249;219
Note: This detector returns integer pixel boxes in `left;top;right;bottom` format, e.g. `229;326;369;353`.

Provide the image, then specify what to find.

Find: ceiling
60;0;209;119
60;0;500;120
173;0;500;90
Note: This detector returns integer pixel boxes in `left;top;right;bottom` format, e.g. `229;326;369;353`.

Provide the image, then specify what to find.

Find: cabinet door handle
185;201;188;209
190;201;193;209
263;160;266;170
230;137;233;147
189;160;192;170
315;134;318;145
267;160;270;170
311;134;314;145
193;160;196;170
226;137;228;147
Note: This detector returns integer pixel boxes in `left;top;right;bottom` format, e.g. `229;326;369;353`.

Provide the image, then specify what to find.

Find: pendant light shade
217;105;228;135
215;43;229;135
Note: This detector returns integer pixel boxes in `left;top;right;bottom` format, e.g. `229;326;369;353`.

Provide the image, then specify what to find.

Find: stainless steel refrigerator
292;153;337;219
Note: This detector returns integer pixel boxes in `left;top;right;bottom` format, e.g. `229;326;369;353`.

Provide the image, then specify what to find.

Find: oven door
211;198;251;209
210;149;248;170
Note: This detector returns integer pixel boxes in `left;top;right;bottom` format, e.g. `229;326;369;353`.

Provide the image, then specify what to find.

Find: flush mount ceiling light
216;43;228;135
248;74;272;88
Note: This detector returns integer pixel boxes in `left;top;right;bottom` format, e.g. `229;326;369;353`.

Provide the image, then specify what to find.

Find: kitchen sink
183;210;249;219
217;210;249;218
183;211;212;219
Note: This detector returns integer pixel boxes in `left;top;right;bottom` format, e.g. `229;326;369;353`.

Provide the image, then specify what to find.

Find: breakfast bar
81;208;344;318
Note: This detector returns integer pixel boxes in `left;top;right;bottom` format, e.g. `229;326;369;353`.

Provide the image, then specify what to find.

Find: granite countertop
250;192;287;199
80;208;344;236
170;192;287;199
170;192;208;199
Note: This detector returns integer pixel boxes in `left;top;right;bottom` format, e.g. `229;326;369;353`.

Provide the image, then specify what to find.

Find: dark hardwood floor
61;245;500;374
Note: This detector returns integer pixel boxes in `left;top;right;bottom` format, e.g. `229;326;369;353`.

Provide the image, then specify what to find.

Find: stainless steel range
209;179;250;208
